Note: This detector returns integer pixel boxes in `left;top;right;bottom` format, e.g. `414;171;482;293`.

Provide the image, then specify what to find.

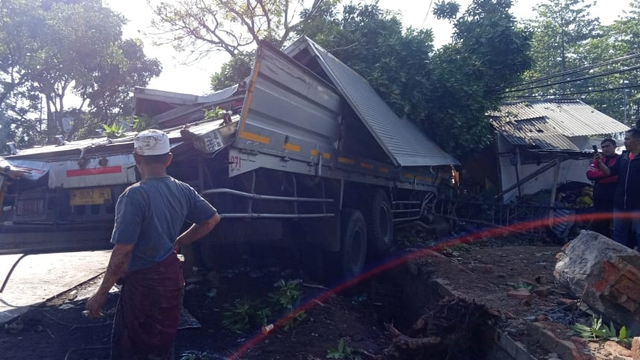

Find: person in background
597;128;640;249
86;129;220;359
586;139;619;238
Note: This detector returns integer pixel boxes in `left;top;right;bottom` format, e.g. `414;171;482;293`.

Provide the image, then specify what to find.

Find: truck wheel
338;209;368;279
367;190;393;256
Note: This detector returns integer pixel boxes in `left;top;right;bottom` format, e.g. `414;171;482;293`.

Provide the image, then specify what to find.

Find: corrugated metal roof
7;118;236;158
491;117;578;150
286;37;459;167
491;99;630;150
494;100;629;137
489;102;543;122
531;100;629;136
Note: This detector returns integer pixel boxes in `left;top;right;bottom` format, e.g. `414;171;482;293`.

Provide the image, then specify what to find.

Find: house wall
568;136;590;150
496;135;591;204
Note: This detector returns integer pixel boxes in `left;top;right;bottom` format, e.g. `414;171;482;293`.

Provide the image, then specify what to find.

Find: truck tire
367;190;393;256
338;209;368;279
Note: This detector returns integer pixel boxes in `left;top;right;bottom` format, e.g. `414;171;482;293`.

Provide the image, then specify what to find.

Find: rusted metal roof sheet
491;99;630;150
491;117;579;150
286;37;459;167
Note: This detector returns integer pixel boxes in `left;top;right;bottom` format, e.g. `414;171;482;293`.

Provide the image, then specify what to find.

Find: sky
103;0;634;96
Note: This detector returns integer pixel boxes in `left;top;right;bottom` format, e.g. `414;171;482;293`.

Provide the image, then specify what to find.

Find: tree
210;50;254;90
521;0;599;96
298;2;435;123
160;0;531;157
0;0;162;147
424;0;532;156
32;0;128;139
149;0;335;60
73;39;162;139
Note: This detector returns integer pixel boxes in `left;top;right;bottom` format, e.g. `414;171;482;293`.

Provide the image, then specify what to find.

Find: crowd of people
588;128;640;249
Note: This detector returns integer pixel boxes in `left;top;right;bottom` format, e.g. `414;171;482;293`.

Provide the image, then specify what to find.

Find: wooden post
549;158;562;209
548;157;562;228
515;147;522;197
0;176;5;216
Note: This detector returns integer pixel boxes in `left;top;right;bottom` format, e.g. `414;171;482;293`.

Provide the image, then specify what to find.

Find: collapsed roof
490;99;630;151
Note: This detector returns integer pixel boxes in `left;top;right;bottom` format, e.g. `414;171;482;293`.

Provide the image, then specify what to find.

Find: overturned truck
0;38;458;279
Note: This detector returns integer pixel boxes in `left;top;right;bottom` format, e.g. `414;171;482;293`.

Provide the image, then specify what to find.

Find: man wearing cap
86;129;220;359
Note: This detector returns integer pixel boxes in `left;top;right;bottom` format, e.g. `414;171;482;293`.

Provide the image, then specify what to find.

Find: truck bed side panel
235;46;342;162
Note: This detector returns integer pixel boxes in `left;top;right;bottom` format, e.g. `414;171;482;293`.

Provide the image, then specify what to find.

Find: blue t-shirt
111;176;217;272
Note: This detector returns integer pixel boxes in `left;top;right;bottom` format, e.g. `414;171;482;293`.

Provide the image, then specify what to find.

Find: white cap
133;129;171;156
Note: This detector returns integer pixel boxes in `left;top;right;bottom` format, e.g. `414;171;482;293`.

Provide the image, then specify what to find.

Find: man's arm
86;243;134;318
587;159;606;180
174;213;220;251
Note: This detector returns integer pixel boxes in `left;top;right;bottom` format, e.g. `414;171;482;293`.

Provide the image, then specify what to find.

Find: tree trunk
45;94;57;141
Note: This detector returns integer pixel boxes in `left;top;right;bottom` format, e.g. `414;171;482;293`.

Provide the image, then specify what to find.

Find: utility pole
623;80;629;126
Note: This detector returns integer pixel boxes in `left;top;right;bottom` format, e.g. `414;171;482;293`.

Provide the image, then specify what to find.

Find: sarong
111;252;184;360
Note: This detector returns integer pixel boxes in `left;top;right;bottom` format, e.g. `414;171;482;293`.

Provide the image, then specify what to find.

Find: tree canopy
188;0;532;157
0;0;161;149
507;0;640;127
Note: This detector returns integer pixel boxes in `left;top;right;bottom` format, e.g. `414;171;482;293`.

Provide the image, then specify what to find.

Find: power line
504;83;640;99
510;52;640;88
421;0;435;28
503;63;640;94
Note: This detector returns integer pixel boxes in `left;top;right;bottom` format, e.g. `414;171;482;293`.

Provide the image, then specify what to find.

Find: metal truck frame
0;37;458;282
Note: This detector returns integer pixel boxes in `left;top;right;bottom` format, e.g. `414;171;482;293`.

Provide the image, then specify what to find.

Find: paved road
0;250;111;324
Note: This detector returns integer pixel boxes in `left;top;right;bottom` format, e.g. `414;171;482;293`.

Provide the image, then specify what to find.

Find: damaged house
486;99;630;204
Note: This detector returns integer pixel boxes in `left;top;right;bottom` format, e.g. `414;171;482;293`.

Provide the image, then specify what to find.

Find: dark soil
1;246;395;360
1;232;592;360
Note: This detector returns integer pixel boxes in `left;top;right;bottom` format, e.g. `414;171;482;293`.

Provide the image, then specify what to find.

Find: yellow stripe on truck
283;143;301;152
239;131;270;144
238;56;270;144
338;157;355;165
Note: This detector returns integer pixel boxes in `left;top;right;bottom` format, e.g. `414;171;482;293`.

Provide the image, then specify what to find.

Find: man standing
586;139;619;238
597;128;640;248
86;129;220;359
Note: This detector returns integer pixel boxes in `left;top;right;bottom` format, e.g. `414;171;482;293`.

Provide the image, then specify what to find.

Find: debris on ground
555;230;640;334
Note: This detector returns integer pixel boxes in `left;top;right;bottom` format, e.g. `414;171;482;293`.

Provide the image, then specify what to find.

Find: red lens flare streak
228;210;640;359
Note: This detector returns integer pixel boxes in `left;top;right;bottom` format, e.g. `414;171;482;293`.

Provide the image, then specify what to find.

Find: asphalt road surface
0;250;111;324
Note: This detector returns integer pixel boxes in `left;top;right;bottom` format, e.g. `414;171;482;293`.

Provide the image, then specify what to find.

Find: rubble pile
555;230;640;335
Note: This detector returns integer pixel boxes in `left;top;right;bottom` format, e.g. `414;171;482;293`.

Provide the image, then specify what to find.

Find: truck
0;37;458;281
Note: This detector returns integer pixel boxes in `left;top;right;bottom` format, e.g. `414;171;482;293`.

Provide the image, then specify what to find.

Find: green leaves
102;123;125;139
221;279;306;334
0;0;161;145
571;315;631;345
201;0;532;158
203;107;224;120
326;338;362;360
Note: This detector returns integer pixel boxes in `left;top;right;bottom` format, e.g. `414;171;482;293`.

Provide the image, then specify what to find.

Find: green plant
510;282;533;291
132;115;157;131
255;307;272;326
203;107;224;120
221;298;258;333
102;123;126;139
268;279;303;311
326;338;361;360
282;310;307;331
572;315;631;345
